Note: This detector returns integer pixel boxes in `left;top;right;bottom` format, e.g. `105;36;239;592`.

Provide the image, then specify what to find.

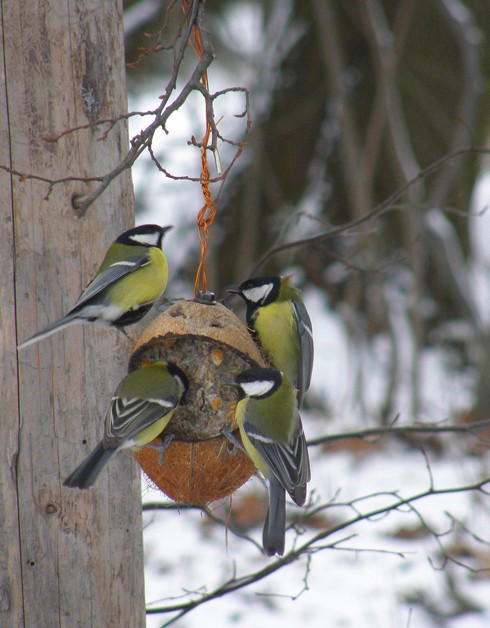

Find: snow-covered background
124;2;490;625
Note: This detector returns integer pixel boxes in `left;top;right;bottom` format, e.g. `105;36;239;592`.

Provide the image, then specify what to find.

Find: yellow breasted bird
228;275;313;407
18;224;172;349
63;361;187;489
231;367;310;556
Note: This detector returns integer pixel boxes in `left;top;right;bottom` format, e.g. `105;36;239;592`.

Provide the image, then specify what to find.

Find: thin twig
250;146;490;274
145;476;490;623
307;417;490;447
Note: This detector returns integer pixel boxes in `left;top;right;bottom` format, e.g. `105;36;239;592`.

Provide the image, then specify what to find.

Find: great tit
228;275;313;407
18;224;172;350
231;367;310;557
64;360;188;489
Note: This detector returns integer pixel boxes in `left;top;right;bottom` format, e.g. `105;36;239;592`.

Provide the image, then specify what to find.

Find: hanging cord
182;1;218;295
194;110;217;295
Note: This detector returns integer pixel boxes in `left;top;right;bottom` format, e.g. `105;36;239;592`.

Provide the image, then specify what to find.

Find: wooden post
0;0;145;625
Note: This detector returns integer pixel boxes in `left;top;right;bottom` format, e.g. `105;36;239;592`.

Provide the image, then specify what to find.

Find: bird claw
145;434;175;465
222;430;247;456
120;328;137;343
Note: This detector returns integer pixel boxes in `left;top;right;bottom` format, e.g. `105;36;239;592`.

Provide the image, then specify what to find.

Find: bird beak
226;286;240;295
162;225;174;236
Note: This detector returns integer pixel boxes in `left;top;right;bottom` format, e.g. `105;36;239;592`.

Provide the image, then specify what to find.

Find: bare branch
0;1;251;217
307;417;490;447
249;146;490;275
145;476;490;623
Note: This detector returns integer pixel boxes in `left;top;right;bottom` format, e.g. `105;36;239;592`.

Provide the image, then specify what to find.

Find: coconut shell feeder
130;292;265;505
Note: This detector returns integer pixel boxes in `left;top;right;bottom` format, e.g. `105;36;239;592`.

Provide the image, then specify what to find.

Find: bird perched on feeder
18;224;173;349
228;275;313;407
64;360;188;489
230;367;310;557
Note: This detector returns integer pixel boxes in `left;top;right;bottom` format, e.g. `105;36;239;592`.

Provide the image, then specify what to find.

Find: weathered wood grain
0;1;145;625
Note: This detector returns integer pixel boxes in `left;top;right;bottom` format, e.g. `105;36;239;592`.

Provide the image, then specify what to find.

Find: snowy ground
141;437;490;627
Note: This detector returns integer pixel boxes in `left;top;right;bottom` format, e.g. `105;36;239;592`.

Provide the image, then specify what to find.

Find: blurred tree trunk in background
0;0;145;625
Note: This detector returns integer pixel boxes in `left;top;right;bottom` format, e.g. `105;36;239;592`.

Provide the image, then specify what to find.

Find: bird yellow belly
134;410;174;448
235;403;270;478
110;248;168;310
254;301;298;382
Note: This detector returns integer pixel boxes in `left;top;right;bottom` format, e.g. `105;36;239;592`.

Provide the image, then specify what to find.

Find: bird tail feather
262;477;286;556
63;443;115;489
17;314;80;350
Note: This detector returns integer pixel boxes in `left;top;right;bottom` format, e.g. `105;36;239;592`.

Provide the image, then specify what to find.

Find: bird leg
144;434;175;465
118;327;136;343
222;430;247;456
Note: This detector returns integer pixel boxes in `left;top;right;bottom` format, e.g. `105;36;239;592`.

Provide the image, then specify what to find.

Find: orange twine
182;0;217;295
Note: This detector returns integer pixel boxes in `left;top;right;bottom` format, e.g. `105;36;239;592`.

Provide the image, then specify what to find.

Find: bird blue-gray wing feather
293;298;314;406
72;253;151;309
243;417;309;502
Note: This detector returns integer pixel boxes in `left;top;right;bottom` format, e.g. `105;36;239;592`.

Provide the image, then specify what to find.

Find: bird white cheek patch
129;232;161;247
241;379;275;397
243;284;273;303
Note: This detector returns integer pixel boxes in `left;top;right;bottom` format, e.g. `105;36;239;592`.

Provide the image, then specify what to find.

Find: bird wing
288;423;311;505
17;253;154;350
72;253;151;309
106;395;178;443
243;414;310;501
293;297;314;405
